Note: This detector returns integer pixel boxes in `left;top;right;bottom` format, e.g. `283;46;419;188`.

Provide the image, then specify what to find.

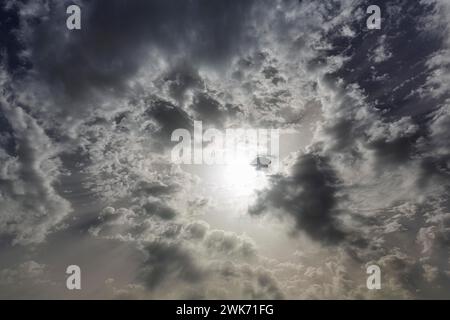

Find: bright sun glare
221;156;268;197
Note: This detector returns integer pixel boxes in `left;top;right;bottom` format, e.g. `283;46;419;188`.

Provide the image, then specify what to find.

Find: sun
221;155;268;197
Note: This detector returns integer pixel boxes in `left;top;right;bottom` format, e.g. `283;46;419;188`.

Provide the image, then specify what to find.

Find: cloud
0;260;59;299
12;0;257;107
250;153;347;244
0;0;450;299
0;261;47;286
204;229;257;259
139;241;205;291
212;261;285;299
89;201;262;297
0;75;71;245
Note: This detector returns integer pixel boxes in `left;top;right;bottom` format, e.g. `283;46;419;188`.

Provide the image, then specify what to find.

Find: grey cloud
369;248;450;299
211;261;284;299
141;197;177;220
417;105;450;187
250;153;346;244
204;229;257;259
159;63;204;103
145;98;193;148
89;206;264;296
0;260;47;286
0;260;57;299
134;180;180;198
364;117;421;170
243;268;284;300
18;0;257;107
139;241;204;290
92;203;257;261
1;0;450;300
0;85;71;245
191;92;229;128
183;220;209;240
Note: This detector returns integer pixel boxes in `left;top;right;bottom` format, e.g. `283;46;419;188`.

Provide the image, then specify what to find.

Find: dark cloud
325;0;445;117
191;92;230;128
161;63;204;103
183;221;209;240
139;242;204;290
24;0;256;106
250;153;346;244
134;180;180;198
243;270;284;299
314;0;449;178
142;197;177;220
0;3;30;75
145;98;193;148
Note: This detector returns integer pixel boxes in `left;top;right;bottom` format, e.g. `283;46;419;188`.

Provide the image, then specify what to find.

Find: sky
0;0;449;299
